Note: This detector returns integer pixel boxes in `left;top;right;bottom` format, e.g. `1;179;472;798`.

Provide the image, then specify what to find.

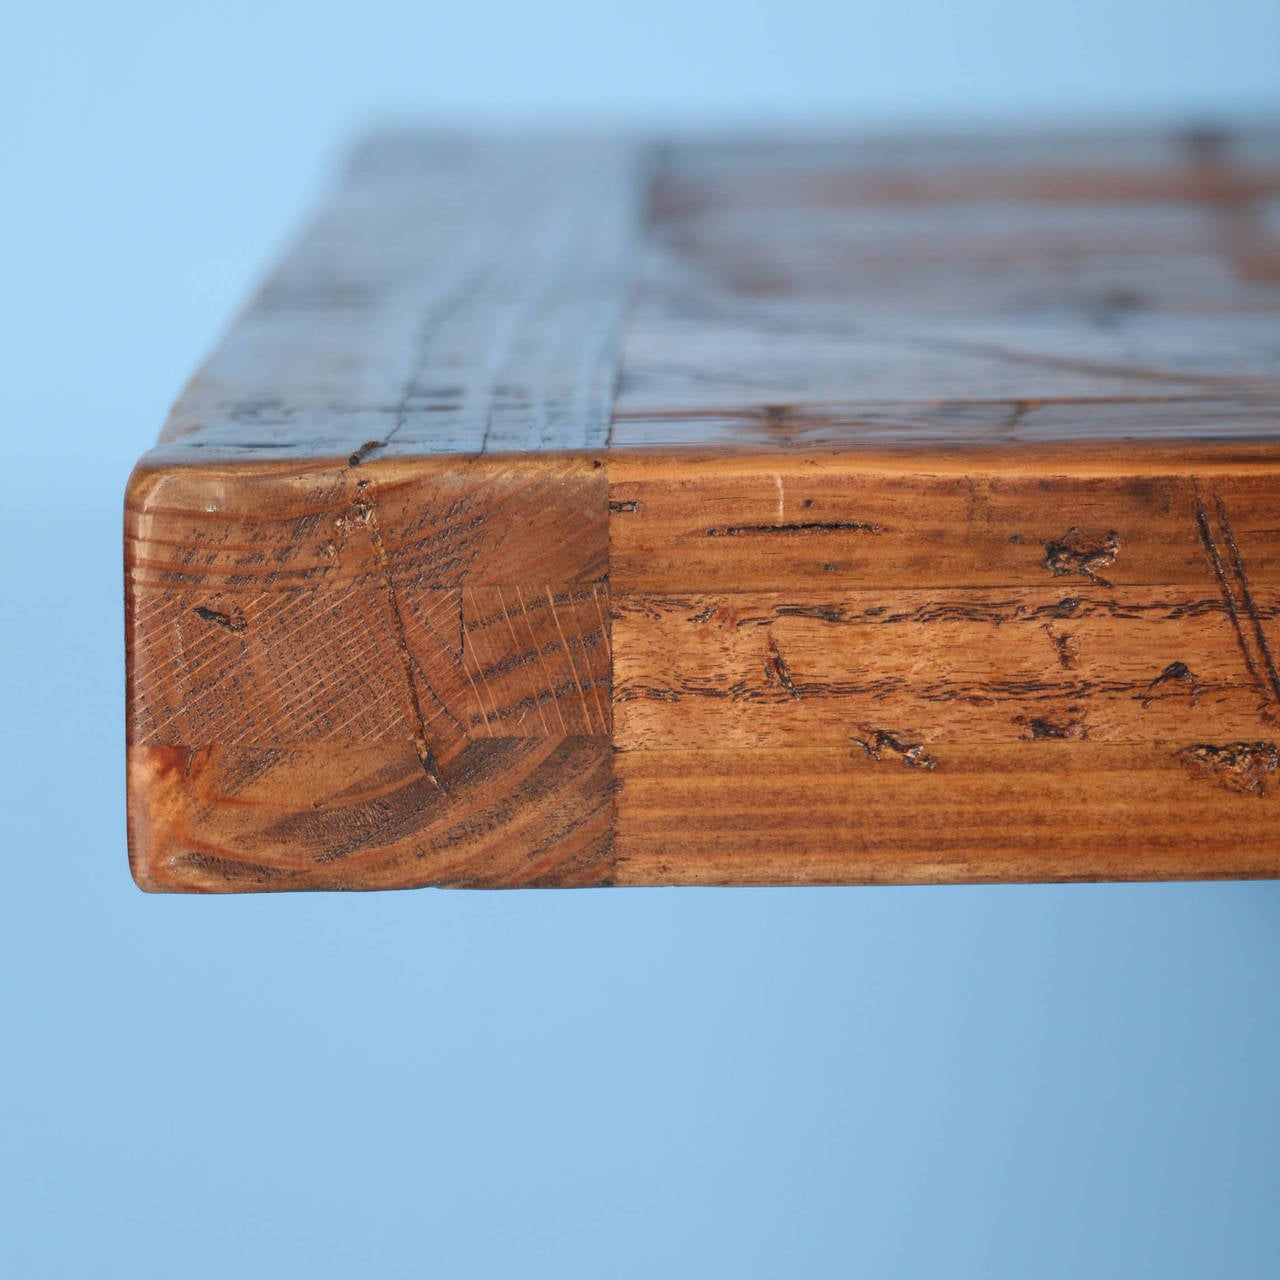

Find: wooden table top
126;126;1280;891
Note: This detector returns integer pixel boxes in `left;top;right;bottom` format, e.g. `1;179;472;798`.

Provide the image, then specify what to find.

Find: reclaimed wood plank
611;744;1280;886
126;126;1280;890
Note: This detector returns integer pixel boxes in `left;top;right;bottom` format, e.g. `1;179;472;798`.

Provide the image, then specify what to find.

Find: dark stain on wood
1042;527;1121;586
193;605;247;633
852;727;937;770
763;634;801;699
1142;660;1202;707
1014;714;1087;741
1178;741;1280;796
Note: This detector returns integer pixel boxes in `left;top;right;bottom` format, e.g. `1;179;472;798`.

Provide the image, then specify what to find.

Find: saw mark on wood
546;586;599;735
496;587;550;734
462;585;507;736
354;478;446;786
519;585;569;735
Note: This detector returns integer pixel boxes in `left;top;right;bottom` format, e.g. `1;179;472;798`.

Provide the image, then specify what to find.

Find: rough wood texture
126;126;1280;891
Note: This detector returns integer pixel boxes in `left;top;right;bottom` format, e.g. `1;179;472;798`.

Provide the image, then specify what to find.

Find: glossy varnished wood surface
127;126;1280;889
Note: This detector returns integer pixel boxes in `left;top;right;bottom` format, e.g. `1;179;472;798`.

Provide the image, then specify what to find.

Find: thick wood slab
126;126;1280;890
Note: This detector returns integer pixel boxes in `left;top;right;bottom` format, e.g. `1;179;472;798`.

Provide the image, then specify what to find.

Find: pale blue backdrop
3;2;1279;1275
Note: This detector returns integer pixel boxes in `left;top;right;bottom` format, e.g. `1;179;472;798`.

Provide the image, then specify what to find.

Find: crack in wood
353;479;446;788
704;520;885;538
763;634;801;698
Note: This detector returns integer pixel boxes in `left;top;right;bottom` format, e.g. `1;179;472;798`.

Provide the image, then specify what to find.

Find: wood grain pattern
126;126;1280;890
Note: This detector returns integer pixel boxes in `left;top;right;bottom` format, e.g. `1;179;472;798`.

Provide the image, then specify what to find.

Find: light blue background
3;3;1279;1275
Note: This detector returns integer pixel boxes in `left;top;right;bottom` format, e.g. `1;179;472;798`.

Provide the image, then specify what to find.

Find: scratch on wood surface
1192;480;1279;714
1215;494;1280;706
546;587;596;734
461;585;504;736
496;587;549;733
519;585;568;734
585;586;611;731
